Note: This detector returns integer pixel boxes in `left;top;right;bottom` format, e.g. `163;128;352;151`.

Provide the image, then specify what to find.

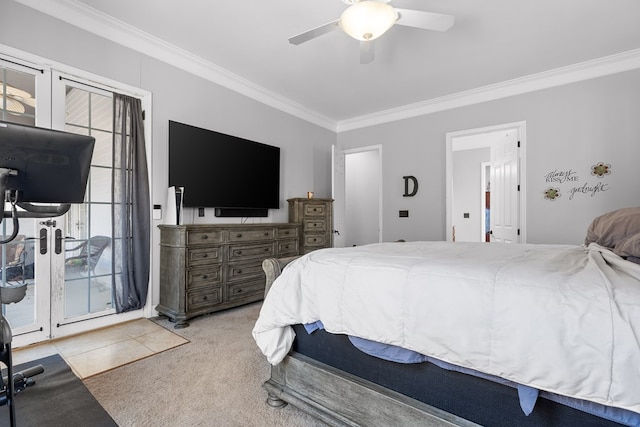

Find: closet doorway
332;145;382;247
445;122;526;243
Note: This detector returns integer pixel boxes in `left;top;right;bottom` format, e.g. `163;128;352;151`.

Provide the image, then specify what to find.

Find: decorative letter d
403;176;418;197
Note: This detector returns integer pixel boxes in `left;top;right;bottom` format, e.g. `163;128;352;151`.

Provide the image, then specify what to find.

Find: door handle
39;228;48;255
55;229;63;254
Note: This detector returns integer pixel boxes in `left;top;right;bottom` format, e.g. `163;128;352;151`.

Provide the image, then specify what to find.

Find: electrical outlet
399;210;409;218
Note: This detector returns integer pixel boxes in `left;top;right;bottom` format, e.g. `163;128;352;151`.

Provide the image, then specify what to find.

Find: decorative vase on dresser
157;223;299;327
288;198;334;254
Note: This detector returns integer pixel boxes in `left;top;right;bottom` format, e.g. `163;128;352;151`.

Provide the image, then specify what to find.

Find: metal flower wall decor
544;187;561;201
591;162;611;177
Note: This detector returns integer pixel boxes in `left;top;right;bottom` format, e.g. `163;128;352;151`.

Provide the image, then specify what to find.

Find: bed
252;207;640;426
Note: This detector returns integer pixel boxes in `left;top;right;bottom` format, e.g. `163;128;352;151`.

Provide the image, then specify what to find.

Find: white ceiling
17;0;640;131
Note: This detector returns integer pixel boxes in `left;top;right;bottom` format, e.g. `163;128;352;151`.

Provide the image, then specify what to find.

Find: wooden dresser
157;223;299;327
288;198;333;254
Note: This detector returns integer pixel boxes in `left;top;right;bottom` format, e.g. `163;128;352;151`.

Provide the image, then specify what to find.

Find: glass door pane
1;62;51;345
0;67;36;126
1;218;36;329
56;83;115;323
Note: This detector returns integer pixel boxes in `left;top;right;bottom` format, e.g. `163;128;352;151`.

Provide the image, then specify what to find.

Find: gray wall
338;70;640;244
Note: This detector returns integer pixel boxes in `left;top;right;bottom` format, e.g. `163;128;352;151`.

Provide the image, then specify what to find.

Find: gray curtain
112;94;150;313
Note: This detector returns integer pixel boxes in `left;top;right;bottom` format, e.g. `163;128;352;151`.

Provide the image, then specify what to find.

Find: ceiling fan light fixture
0;84;35;114
0;95;26;114
339;1;397;41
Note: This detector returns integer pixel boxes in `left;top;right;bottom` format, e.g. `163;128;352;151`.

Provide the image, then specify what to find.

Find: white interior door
331;145;346;247
489;132;520;243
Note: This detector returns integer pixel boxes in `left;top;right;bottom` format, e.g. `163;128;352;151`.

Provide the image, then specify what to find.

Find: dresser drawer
187;287;222;311
228;242;275;261
187;247;223;267
303;219;326;232
304;204;327;216
187;265;223;289
226;259;265;282
187;230;224;246
277;239;298;256
228;279;265;302
304;234;327;247
276;227;298;239
228;228;275;242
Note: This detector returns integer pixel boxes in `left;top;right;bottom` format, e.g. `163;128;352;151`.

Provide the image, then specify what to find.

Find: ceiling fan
288;0;455;64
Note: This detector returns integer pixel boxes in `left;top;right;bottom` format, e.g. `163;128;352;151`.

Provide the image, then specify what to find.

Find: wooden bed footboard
260;256;477;427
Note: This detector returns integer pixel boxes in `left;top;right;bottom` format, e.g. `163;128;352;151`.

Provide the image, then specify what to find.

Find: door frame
2;46;155;348
445;121;527;243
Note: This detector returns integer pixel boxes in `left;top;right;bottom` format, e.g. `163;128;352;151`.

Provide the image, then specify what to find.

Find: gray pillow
615;233;640;259
585;207;640;258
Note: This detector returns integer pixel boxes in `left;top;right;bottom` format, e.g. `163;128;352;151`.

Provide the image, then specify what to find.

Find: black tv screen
168;121;280;210
0;121;95;203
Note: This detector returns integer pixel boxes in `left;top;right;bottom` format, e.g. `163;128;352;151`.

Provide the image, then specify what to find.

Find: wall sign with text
543;162;611;201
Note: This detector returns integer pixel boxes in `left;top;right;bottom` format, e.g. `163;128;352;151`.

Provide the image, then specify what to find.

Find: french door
1;57;135;347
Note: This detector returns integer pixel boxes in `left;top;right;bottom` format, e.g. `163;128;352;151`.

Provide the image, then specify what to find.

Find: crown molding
15;0;640;135
337;48;640;132
14;0;337;131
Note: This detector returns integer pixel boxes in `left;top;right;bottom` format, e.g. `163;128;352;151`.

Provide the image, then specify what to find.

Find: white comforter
252;241;640;414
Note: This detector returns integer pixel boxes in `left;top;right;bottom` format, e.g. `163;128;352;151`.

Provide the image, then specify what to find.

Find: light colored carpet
83;302;327;427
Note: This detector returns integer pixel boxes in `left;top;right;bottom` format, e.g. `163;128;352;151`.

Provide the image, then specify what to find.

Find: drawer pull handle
203;295;208;301
237;233;242;238
235;289;242;294
264;248;269;252
264;232;269;236
202;235;208;240
236;250;242;255
202;253;208;258
202;274;208;279
235;269;242;274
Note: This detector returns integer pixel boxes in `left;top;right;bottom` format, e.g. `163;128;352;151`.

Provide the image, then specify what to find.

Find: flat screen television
168;120;280;216
0;121;95;204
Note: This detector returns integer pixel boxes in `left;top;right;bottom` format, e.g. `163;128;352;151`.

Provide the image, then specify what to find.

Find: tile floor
11;318;189;379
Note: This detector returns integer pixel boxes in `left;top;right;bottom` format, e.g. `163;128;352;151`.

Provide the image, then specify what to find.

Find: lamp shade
339;1;398;41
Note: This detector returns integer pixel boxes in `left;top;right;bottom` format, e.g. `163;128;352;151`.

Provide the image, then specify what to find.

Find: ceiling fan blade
360;40;375;64
289;20;340;45
395;9;454;32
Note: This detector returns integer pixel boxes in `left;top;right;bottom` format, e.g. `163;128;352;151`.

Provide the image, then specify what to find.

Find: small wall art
544;187;561;201
591;162;611;177
542;162;612;201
